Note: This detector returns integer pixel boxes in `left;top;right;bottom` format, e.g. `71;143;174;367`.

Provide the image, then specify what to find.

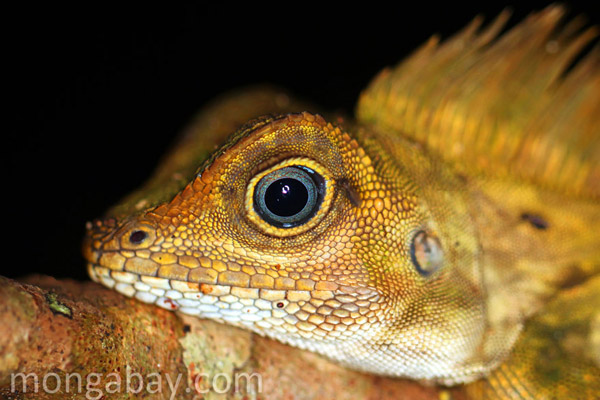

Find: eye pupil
265;178;309;217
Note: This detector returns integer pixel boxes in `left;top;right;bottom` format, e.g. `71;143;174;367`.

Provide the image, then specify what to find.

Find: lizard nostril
129;230;148;244
119;223;156;249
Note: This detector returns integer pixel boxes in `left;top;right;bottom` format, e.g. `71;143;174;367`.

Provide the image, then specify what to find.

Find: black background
5;2;598;281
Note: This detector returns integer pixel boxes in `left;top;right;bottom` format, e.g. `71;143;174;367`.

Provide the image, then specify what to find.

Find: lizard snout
83;217;158;275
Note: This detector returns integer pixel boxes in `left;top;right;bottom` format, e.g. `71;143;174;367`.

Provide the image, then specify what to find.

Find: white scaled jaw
87;260;385;351
90;261;363;339
89;261;293;329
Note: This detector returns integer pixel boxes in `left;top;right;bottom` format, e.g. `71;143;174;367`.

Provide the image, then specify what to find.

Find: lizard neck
466;174;600;363
365;127;506;381
360;123;600;381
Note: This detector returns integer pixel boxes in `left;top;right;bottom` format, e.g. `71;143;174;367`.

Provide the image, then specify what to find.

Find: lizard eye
245;157;334;237
253;166;325;228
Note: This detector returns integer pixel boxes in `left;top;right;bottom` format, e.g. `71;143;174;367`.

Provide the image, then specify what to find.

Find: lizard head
83;112;487;383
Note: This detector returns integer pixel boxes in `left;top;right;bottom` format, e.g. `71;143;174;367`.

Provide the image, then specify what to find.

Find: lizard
82;5;600;398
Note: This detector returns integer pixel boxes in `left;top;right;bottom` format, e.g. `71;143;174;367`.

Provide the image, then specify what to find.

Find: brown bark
0;275;460;400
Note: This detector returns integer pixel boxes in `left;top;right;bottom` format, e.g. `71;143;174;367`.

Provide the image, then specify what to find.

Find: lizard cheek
410;230;444;276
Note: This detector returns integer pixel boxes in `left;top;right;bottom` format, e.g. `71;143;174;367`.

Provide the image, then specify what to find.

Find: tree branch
0;275;455;399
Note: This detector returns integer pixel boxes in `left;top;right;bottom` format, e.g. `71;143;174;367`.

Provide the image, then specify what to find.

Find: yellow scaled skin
83;6;600;398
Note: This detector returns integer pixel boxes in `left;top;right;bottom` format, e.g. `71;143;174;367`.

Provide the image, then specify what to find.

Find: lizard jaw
83;217;383;346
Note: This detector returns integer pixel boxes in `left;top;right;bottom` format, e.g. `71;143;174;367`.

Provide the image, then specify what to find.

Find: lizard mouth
86;260;290;321
83;216;379;339
83;221;298;323
82;219;335;327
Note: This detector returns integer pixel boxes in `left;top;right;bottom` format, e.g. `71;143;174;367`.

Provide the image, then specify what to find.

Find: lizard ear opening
410;230;444;276
245;157;335;237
